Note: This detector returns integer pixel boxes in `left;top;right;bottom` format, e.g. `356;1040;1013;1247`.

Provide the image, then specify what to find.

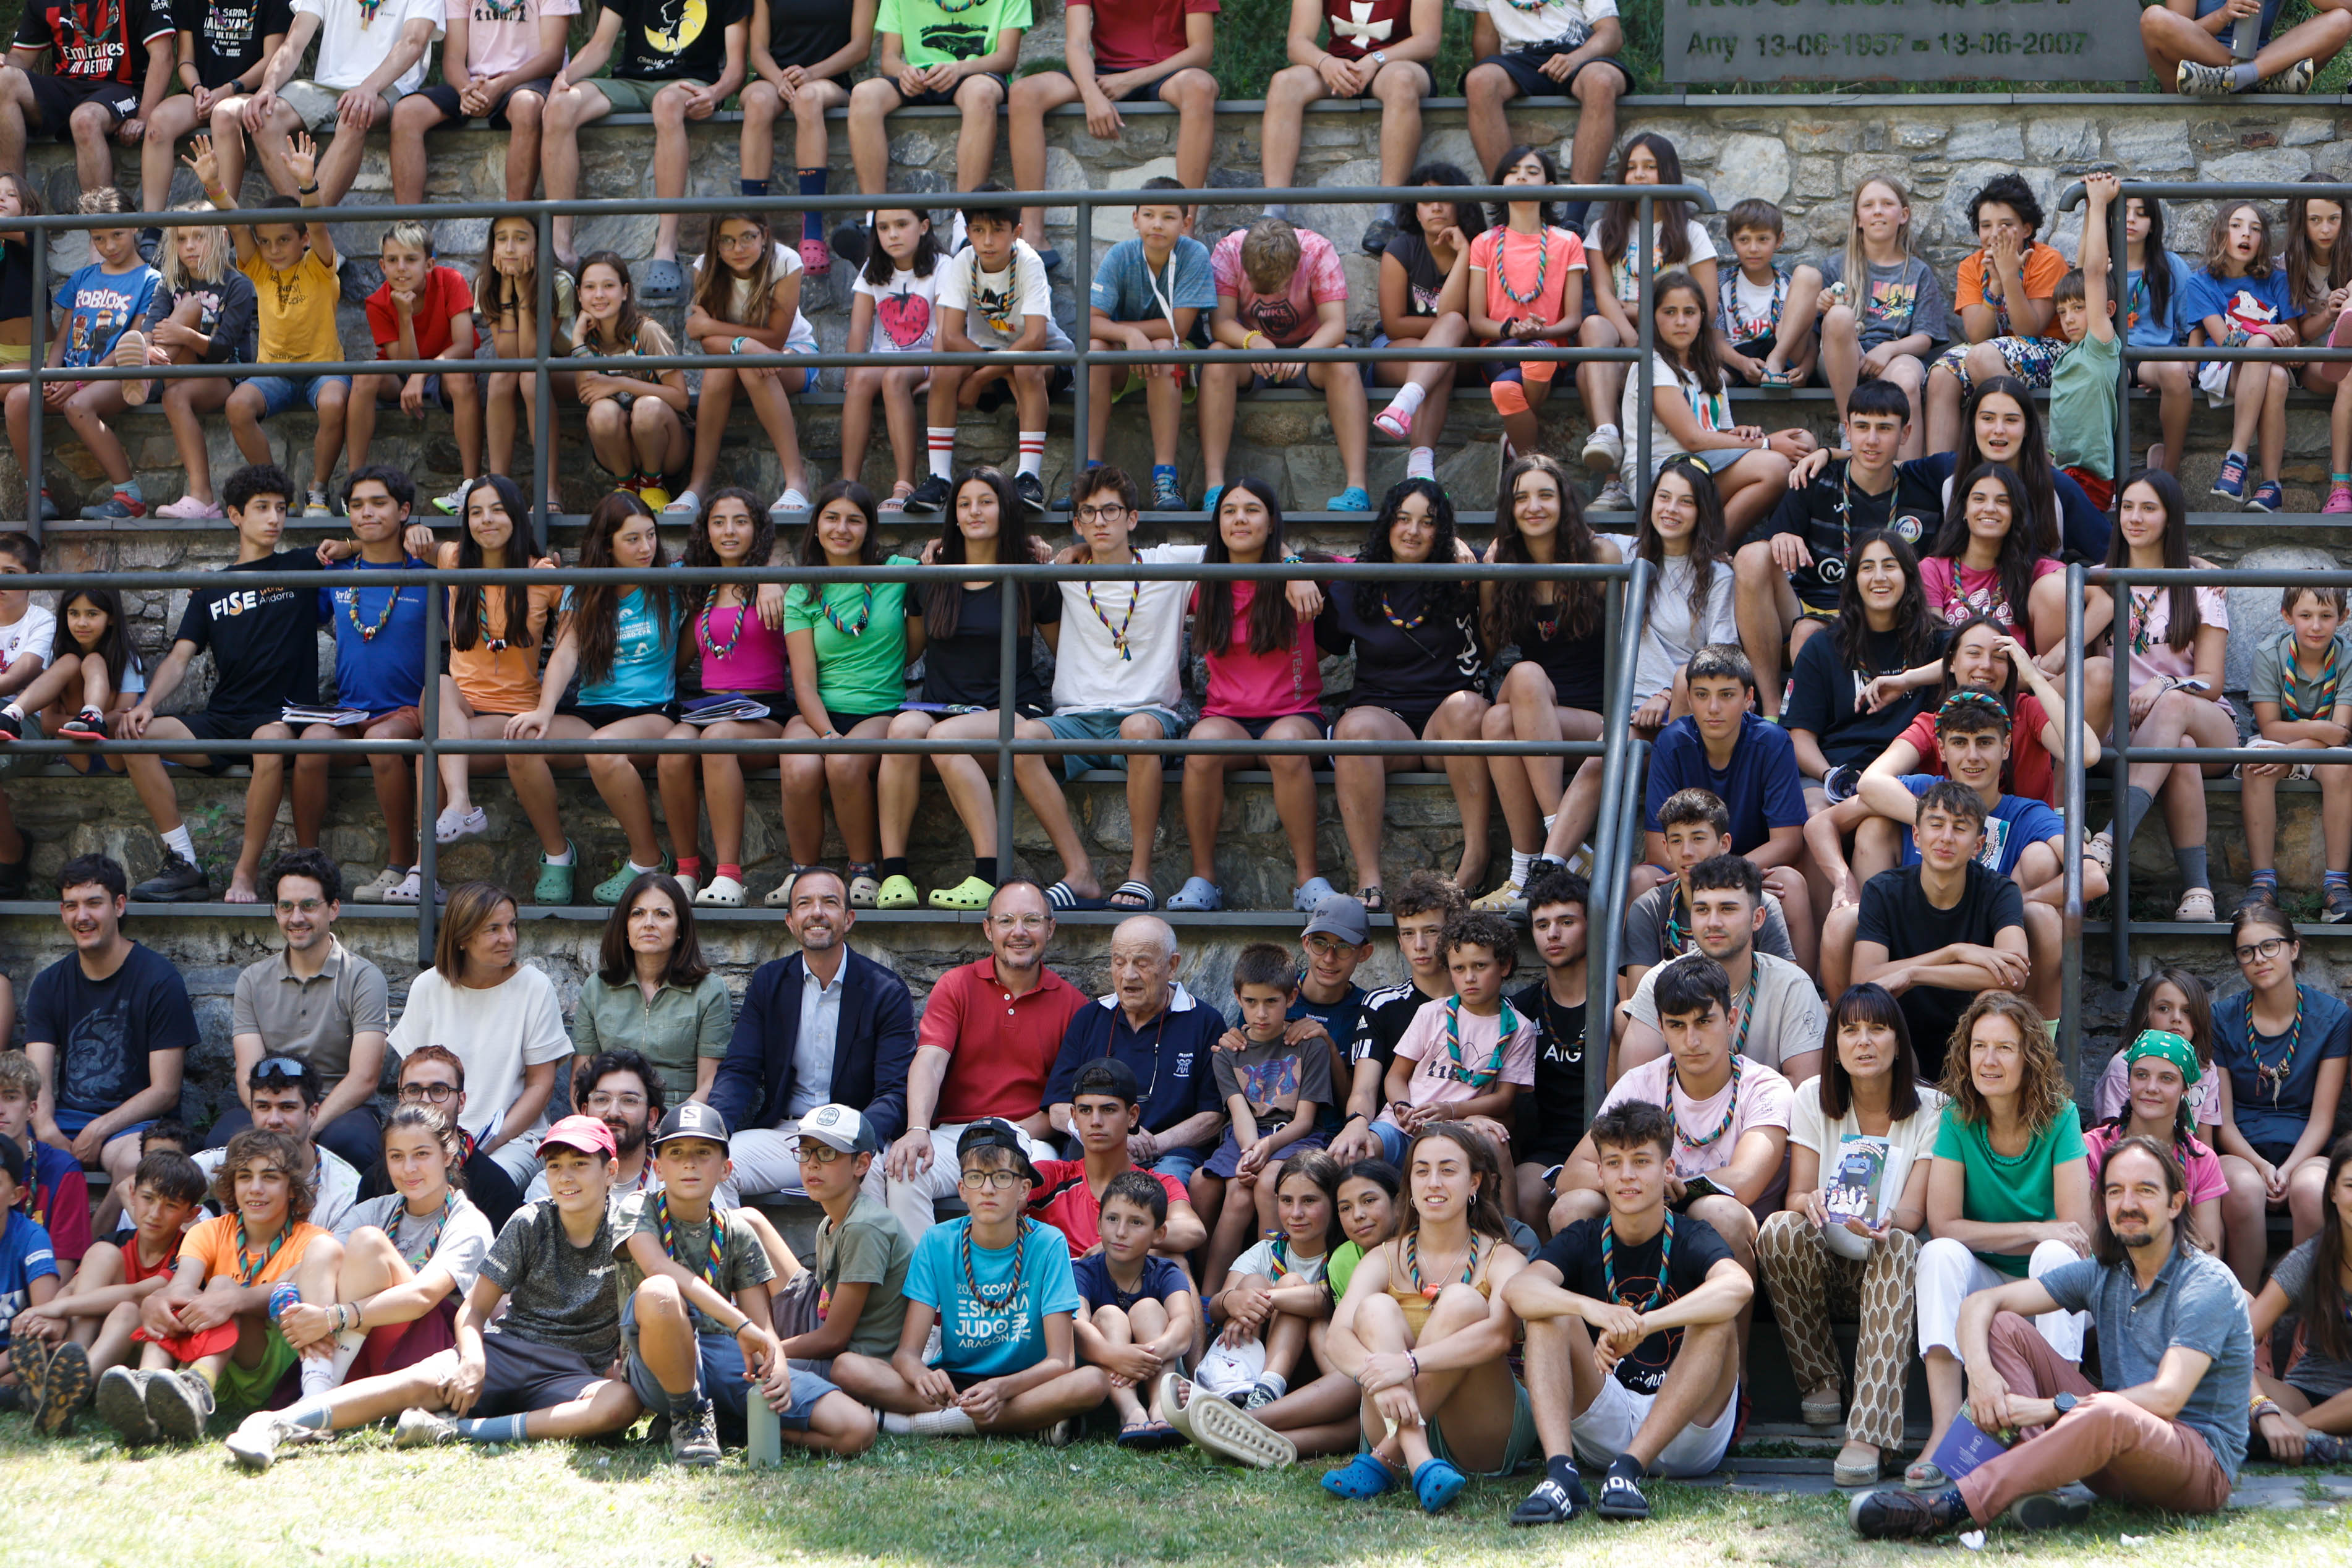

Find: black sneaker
2240;882;2283;914
1013;471;1046;515
1850;1487;1966;1540
131;850;211;903
829;223;871;269
1360;217;1398;258
2307;1431;2348;1465
0;709;19;741
903;474;952;514
2003;1491;2092;1531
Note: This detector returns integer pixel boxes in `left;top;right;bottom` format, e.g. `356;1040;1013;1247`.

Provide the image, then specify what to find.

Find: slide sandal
1595;1472;1651;1520
1107;880;1159;911
1413;1457;1468;1514
1321;1452;1396;1500
1166;876;1223;912
1044;879;1109;912
1509;1473;1587;1526
1188;1391;1298;1470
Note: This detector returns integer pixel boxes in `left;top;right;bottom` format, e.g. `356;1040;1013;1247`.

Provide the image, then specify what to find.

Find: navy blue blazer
709;949;916;1143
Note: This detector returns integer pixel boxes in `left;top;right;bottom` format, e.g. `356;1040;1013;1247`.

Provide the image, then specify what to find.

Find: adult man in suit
710;867;917;1199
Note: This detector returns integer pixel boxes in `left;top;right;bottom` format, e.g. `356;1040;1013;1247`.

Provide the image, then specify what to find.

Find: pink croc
797;235;830;276
2327;484;2352;516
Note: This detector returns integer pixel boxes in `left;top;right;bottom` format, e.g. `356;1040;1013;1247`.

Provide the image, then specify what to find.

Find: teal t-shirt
904;1216;1080;1377
561;586;677;709
2048;331;2120;479
1934;1102;2088;1276
783;555;916;718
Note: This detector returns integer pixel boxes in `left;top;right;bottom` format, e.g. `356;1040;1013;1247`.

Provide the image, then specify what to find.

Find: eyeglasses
959;1169;1027;1191
1076;505;1129;522
1305;934;1356;955
794;1142;850;1164
399;1083;458;1104
273;898;325;915
717;230;765;249
990;913;1050;931
2236;937;2293;964
582;1091;646;1112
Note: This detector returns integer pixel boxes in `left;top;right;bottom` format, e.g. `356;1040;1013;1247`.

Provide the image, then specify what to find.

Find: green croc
594;858;662;906
534;845;577;906
876;874;919;910
927;874;995;911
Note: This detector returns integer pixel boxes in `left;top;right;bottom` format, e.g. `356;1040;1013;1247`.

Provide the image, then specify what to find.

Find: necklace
1729;963;1760;1061
1601;1211;1674;1313
2284;641;2345;722
1084;578;1139;660
655;1191;726;1288
960;1216;1029;1313
344;577;405;642
234;1216;289;1285
1670;1053;1743;1151
1659;885;1690;959
699;593;749;662
2244;989;2305;1104
1491;224;1552;309
820;582;875;638
400;1190;460;1271
2129;587;2163;657
1402;1230;1480;1300
1379;588;1428;631
1442;995;1522;1089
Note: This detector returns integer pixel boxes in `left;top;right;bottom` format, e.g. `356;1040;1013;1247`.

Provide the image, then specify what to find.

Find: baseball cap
955;1118;1041;1185
1303;893;1370;946
539;1114;618;1161
792;1102;877;1155
0;1133;24;1187
652;1101;732;1151
1071;1056;1141;1106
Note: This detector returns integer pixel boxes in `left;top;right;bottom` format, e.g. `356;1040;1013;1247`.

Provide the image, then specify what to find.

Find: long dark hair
53;586;137;694
1487;454;1603;646
922;466;1041;640
2287;176;2351;314
1653;269;1730;396
1637;456;1727;633
1395;1123;1510;1240
1353;478;1470;624
570;489;673;688
1486;143;1560;231
1393;161;1480;246
681;485;774;628
691;209;780;325
595;871;711;988
1955;377;2061;556
1831;529;1936;676
2123;966;2215;1073
2301;1134;2352;1362
1931;462;2042;641
450;474;539;655
1818;982;1923;1123
2106;467;2198;653
574;249;648;352
2128;193;2175;332
1935;611;2018;705
1275;1149;1348;1253
1592;132;1694;269
859;205;938;287
1201;476;1295;657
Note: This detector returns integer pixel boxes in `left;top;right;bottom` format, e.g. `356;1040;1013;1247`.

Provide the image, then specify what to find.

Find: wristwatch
2052;1392;2078;1417
1370;49;1389;64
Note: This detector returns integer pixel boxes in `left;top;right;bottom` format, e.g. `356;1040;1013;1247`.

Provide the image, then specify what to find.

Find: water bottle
2233;0;2260;61
749;1392;783;1467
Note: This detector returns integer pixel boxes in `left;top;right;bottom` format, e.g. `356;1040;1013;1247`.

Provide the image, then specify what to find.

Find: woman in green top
781;479;923;910
571;871;733;1105
1909;991;2092;1488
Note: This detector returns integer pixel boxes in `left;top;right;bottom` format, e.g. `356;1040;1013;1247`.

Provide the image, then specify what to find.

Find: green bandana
2126;1029;2201;1088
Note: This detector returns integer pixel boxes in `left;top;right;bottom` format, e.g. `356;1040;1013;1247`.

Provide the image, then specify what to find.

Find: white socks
162;825;197;863
1510;850;1534;887
882;1406;979;1438
297;1326;368;1399
1406;446;1436;480
1385;383;1426;422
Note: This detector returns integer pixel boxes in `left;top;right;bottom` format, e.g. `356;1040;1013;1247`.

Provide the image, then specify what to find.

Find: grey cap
1302;894;1370;945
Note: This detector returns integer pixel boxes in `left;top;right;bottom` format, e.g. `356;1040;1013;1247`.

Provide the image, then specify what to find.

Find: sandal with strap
1107;879;1158;911
1412;1457;1468;1514
1320;1452;1396;1501
1902;1459;1948;1491
1166;876;1223;912
879;480;917;514
1358;885;1386;913
1509;1472;1587;1526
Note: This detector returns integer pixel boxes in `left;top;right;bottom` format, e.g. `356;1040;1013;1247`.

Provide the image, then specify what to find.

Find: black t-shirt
1319;583;1481;714
17;0;170;85
1899;451;2109;564
23;942;200;1115
1753;459;1919;613
147;270;257;364
1536;1211;1736;1394
910;581;1060;712
170;0;292;89
1512;978;1586;1161
611;0;751;82
173;547;327;725
1784;622;1948;770
1349;980;1439;1080
1854;861;2026;1081
764;0;851;75
1293;984;1365;1136
1381;231;1446;320
0;239;30;325
1514;595;1608;712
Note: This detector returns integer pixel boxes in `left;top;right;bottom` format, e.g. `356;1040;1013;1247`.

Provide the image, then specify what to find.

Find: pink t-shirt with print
451;0;579;82
1190;581;1323;720
1382;995;1539;1113
1211;226;1348;349
1597;1054;1794;1184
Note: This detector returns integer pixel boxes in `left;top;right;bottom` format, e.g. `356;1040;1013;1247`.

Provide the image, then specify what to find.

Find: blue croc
1327;485;1372;511
1167;875;1224;912
1322;1452;1397;1501
1413;1457;1468;1514
1292;876;1339;912
1201;484;1225;518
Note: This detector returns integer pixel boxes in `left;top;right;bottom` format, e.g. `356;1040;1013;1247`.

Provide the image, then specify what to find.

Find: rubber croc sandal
694;875;746;907
1595;1471;1651;1520
1321;1451;1397;1500
1156;1372;1199;1442
1166;876;1223;912
1902;1459;1948;1491
1188;1389;1298;1470
1509;1472;1588;1526
639;257;687;305
1292;876;1339;912
38;1339;90;1434
928;875;996;911
876;874;920;910
846;863;880;908
1107;879;1159;911
1413;1457;1468;1514
1044;879;1109;912
764;866;811;908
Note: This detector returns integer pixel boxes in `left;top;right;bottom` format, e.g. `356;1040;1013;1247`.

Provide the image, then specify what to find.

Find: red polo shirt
919;958;1088;1126
1028;1158;1190;1258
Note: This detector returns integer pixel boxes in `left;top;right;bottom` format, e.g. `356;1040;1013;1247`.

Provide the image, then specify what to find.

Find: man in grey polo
208;849;391;1176
1852;1133;2253;1540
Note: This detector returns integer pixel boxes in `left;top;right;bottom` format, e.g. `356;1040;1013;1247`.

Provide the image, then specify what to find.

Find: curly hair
212;1128;315;1224
1938;991;2071;1136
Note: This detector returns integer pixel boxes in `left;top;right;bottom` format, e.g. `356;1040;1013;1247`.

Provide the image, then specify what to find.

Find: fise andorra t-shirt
176;548;328;725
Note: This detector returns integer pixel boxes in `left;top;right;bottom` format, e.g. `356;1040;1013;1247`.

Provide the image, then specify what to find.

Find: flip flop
1044;879;1110;912
1135;1421;1186;1451
38;1340;90;1434
1116;1421;1160;1449
1321;1451;1395;1499
1166;876;1223;912
1509;1472;1587;1525
1187;1390;1297;1470
1413;1457;1468;1514
1107;879;1158;911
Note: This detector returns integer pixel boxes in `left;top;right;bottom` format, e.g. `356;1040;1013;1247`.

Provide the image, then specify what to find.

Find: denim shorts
621;1303;838;1438
1041;705;1187;777
244;372;351;419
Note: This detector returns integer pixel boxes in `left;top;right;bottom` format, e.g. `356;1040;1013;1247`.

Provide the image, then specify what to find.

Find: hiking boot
145;1368;215;1442
36;1340;90;1434
2259;58;2317;92
2176;59;2239;96
130;850;211;903
95;1366;158;1445
670;1400;721;1467
2325;884;2352;925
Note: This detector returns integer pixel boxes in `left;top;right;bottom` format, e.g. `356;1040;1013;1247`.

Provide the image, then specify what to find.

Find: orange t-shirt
1953;244;2069;341
179;1215;329;1286
438;543;562;716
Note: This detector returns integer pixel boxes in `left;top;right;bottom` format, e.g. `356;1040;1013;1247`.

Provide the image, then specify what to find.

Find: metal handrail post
418;566;443;960
1583;555;1654;1115
1634;194;1653;514
2109;569;2132;982
2062;563;2086;1083
996;570;1020;884
1072;198;1091;504
25;232;43;537
533;213;555;553
2110;193;2131;500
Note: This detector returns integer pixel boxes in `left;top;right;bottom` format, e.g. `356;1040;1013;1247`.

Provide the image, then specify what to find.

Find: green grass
5;1414;2351;1568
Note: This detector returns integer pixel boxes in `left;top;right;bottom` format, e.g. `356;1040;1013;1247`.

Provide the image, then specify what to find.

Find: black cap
1071;1056;1141;1106
955;1119;1041;1185
652;1101;732;1151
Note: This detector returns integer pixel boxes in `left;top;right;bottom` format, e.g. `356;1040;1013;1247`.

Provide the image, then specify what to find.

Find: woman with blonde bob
1907;991;2092;1489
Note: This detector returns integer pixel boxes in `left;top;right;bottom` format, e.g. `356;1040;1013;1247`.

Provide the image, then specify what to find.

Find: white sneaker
435;805;488;845
694;874;746;906
304;488;333;518
394;1407;459;1448
1580;425;1624;474
432;483;471;516
227;1411;322;1471
1595;478;1634;513
350;866;405;903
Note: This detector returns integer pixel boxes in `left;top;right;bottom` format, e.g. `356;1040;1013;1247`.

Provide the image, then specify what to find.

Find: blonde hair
157;203;229;291
1240;218;1302;294
77;187;126;216
380;219;433;257
1844;177;1917;304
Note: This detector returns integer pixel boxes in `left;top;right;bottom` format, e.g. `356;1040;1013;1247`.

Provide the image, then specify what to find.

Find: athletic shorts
560;700;679;728
2061;466;2113;511
279;79;407;134
970;360;1074;406
414;77;555;128
171;708;281;773
53;1105;150;1143
1041;705;1187;777
585;76;709;113
1570;1373;1737;1476
889;72;1008;108
213;1324;300;1415
1932;334;2062;394
1201;1123;1326;1180
359;372;451;407
1470;47;1632;102
471;1332;611;1417
25;74;138;136
1222;711;1324;741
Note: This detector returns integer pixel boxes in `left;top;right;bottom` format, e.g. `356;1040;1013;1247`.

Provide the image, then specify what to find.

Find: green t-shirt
876;0;1032;66
2048;331;2120;479
614;1195;776;1333
1327;1240;1366;1300
1933;1103;2089;1277
783;555;916;718
815;1191;915;1358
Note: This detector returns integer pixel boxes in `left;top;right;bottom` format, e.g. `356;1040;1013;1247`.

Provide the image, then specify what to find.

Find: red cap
540;1114;618;1161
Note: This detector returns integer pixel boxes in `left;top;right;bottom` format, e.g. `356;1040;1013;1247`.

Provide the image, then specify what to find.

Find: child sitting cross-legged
1200;1151;1342;1415
0;1135;61;1406
1195;941;1335;1282
1073;1169;1200;1449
